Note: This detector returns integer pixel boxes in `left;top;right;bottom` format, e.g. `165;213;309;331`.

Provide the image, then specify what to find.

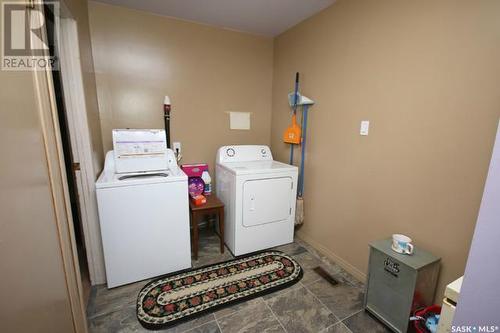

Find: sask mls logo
2;1;59;70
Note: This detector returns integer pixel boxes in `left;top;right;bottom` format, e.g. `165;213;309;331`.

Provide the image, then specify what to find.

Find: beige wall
88;1;274;173
271;0;500;301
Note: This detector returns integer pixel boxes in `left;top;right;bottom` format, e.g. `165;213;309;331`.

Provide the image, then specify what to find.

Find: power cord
175;148;182;163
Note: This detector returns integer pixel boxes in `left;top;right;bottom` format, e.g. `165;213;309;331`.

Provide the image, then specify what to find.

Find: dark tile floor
87;227;391;333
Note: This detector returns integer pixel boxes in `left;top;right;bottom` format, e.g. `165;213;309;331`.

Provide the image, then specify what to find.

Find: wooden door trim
31;3;88;333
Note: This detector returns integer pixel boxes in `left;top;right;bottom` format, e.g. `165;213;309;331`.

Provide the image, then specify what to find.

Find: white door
243;177;293;227
59;18;105;284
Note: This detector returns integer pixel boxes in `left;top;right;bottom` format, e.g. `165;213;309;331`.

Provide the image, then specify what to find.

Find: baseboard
297;232;367;283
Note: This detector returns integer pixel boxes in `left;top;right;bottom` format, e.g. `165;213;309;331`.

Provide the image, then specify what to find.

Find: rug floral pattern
137;251;302;328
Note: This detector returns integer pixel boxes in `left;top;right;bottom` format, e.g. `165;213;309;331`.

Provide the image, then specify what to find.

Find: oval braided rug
137;250;302;329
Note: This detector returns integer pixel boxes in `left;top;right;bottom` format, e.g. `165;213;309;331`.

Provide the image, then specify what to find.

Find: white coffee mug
392;234;414;255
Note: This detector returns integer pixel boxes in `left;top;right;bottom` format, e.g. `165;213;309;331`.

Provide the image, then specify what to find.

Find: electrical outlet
173;142;181;154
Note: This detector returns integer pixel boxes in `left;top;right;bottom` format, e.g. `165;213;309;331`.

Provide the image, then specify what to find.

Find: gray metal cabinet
364;239;440;332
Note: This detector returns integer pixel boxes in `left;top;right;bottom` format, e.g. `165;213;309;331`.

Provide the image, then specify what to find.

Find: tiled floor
87;227;391;333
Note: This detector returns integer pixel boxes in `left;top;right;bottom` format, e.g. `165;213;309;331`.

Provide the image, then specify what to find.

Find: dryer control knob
226;148;235;157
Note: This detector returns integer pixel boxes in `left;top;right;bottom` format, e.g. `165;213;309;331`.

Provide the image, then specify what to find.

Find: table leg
193;211;199;260
218;207;224;254
190;210;193;252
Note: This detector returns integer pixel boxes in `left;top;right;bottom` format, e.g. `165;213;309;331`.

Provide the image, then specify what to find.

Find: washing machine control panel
217;145;273;163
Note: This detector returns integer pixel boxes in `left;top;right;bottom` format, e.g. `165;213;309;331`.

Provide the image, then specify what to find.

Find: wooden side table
189;194;225;260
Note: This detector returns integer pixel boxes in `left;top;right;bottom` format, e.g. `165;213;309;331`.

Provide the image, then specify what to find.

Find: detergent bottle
201;171;212;195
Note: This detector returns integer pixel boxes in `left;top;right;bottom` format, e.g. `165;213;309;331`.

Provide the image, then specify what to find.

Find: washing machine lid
97;149;187;189
112;129;169;174
444;276;463;303
96;167;187;189
218;160;297;176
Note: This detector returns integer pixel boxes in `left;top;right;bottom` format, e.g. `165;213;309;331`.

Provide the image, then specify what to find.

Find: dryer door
242;177;293;227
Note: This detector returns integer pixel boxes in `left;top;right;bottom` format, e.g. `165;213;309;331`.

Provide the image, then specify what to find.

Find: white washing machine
96;130;191;288
216;145;298;256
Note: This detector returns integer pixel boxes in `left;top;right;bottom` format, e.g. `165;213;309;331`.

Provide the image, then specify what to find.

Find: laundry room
1;1;500;333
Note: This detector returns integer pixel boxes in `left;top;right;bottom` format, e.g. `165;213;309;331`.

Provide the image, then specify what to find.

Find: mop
285;75;314;226
295;97;313;226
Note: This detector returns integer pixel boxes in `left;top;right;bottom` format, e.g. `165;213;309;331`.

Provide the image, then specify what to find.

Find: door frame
58;16;106;285
30;3;87;332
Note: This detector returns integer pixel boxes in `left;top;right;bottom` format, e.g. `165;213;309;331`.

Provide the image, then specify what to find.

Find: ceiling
93;0;335;37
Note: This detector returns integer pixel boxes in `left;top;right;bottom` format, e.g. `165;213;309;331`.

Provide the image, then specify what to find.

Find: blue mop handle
293;72;300;111
298;105;309;197
289;72;300;165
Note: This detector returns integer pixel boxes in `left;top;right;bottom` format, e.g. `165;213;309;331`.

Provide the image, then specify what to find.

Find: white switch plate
360;121;370;135
173;142;181;153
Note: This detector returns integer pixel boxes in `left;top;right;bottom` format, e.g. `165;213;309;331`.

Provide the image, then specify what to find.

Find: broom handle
298;105;309;197
290;72;300;165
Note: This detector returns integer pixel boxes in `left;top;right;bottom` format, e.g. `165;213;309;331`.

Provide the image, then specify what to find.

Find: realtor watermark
452;326;500;333
2;1;59;70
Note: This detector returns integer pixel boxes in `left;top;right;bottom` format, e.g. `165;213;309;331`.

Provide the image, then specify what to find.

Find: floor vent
313;267;339;286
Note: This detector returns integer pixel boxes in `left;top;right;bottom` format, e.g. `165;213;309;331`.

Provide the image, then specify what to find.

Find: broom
295;102;309;226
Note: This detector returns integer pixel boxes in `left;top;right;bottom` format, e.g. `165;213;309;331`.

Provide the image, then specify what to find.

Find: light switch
360;120;370;136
